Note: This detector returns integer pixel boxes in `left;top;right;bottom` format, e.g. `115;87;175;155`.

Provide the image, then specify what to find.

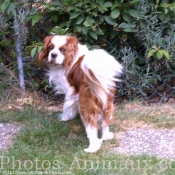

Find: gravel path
0;123;20;150
115;127;175;160
1;123;175;160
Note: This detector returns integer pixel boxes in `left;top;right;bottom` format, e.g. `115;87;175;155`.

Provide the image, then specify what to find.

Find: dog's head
38;35;78;68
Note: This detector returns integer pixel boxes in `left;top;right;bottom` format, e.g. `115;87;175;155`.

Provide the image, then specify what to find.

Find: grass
115;101;175;130
0;92;175;174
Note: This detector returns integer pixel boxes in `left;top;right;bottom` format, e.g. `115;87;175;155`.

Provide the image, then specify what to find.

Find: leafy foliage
1;0;175;101
116;0;175;100
137;0;175;61
148;46;170;60
30;0;140;45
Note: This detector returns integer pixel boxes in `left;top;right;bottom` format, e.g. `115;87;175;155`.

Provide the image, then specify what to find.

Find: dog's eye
59;48;66;53
48;45;53;50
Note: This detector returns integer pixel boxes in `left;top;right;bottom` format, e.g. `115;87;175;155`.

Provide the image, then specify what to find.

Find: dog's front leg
58;94;78;121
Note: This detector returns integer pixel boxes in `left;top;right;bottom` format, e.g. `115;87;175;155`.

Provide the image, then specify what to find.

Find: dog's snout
51;52;57;59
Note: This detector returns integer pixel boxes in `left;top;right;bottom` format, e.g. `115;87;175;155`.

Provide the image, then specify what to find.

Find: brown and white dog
38;35;123;153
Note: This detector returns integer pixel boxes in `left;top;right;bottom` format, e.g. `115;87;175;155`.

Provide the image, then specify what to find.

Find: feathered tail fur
81;49;123;107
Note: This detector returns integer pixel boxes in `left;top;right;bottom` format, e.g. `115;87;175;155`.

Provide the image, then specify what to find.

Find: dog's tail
81;49;123;106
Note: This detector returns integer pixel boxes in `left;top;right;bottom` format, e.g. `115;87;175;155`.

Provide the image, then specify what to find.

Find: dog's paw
57;113;77;121
84;139;103;153
102;132;114;141
57;113;64;120
58;113;63;118
57;113;69;121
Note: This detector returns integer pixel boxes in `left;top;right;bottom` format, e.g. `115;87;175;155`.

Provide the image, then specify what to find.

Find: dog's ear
38;36;53;67
64;36;79;69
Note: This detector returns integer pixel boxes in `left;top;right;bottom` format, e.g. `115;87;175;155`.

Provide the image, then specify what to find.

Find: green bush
29;0;140;47
137;0;175;61
1;0;175;101
119;0;175;100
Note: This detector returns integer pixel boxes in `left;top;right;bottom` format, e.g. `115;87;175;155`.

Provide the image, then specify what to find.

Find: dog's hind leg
101;96;115;141
83;123;103;153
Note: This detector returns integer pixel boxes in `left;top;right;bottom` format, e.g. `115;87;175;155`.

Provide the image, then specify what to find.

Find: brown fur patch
79;86;115;127
102;88;116;125
64;36;78;70
67;56;85;94
38;36;54;67
67;56;116;127
79;84;102;127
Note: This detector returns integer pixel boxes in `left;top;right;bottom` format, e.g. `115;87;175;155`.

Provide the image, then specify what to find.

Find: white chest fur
47;66;70;94
47;66;79;122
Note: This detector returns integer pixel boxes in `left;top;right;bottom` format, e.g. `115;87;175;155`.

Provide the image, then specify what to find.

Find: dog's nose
51;52;57;59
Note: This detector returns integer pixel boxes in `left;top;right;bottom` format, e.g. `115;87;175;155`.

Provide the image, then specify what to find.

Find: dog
38;35;123;152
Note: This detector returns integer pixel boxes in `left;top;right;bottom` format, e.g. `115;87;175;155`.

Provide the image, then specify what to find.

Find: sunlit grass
0;92;175;174
114;101;175;131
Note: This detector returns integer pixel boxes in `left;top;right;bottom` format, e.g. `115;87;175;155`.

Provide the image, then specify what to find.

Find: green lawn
0;98;175;174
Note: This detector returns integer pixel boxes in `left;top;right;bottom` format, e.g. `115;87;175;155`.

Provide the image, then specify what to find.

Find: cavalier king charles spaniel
38;35;123;153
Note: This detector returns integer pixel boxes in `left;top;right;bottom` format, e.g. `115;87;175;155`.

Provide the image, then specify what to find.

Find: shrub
26;0;141;48
1;0;175;101
119;0;175;101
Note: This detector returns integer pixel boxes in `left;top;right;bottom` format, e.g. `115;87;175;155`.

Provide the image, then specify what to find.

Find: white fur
84;123;103;153
102;121;114;141
46;35;123;152
48;36;67;65
72;44;89;66
83;122;114;153
47;66;78;121
81;49;123;106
